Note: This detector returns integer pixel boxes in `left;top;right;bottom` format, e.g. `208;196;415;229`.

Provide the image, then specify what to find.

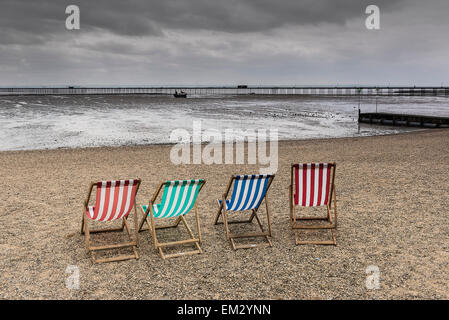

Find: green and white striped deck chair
139;179;206;259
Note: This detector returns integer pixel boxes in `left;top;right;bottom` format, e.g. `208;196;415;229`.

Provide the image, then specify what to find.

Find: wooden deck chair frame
81;179;141;264
138;180;206;259
214;175;275;250
289;163;337;245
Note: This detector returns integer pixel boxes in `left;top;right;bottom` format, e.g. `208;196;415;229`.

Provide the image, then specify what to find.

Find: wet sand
0;129;448;299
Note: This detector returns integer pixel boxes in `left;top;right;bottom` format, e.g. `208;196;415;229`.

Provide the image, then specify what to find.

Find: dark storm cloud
146;0;404;32
0;0;405;43
1;0;448;86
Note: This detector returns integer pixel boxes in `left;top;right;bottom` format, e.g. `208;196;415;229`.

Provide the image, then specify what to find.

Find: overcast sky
0;0;448;86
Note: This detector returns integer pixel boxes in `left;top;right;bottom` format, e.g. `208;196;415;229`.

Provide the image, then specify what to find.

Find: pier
1;86;449;96
358;111;449;128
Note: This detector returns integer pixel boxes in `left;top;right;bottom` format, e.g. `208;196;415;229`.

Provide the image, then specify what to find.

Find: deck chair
290;163;337;245
81;179;141;263
214;174;275;250
139;179;205;259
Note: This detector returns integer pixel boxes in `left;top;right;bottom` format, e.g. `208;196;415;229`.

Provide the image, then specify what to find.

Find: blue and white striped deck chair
139;179;206;259
214;174;275;250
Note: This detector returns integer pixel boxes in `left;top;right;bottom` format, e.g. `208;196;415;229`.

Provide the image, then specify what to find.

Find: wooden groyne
358;112;449;128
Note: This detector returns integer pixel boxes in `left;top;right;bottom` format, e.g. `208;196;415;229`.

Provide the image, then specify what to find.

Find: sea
0;94;448;151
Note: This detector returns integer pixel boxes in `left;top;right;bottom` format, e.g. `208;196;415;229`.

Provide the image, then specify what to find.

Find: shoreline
0;127;431;155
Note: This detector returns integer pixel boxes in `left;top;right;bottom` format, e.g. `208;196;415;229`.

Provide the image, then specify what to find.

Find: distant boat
174;91;187;98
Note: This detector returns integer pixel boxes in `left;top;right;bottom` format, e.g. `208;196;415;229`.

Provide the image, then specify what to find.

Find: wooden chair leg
84;214;139;263
123;217;131;238
123;217;139;260
265;197;272;237
81;212;85;234
180;216;202;253
158;246;165;259
150;212;158;250
180;216;194;238
230;238;237;250
252;210;264;231
224;199;273;250
266;236;273;247
134;205;139;247
120;218;126;231
84;216;91;252
222;209;231;240
226;219;273;250
214;204;223;225
288;185;293;222
248;210;256;223
195;205;202;243
151;215;202;259
174;216;182;227
144;216;152;234
138;206;148;232
291;187;338;246
131;245;139;260
333;188;337;227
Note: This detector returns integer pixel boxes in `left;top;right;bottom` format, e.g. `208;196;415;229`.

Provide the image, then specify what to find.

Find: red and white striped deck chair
81;179;141;263
290;163;337;245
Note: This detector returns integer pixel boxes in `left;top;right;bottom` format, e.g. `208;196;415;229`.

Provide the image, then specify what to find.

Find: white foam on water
0;95;447;151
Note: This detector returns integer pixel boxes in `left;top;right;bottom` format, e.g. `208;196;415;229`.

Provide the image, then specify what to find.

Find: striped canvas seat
86;179;139;221
290;162;337;245
293;163;333;207
218;174;272;212
81;178;141;263
214;174;275;250
142;179;204;218
139;179;205;259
